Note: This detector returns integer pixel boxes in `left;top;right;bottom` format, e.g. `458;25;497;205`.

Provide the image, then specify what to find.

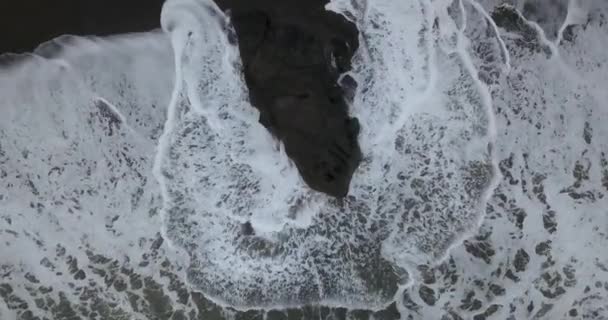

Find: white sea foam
155;0;495;309
1;0;607;318
0;32;177;319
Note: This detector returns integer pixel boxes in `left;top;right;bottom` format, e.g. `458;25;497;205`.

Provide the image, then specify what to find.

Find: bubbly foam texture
0;33;175;258
391;1;608;318
0;32;178;319
156;0;495;309
1;0;607;318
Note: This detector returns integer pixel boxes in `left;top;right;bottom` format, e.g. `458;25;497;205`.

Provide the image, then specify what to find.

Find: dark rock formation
214;0;362;197
0;0;362;197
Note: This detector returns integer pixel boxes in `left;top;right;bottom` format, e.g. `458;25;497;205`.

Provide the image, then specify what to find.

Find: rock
213;0;362;197
1;0;363;198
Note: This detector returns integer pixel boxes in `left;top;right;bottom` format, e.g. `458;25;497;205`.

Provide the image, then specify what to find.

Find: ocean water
1;0;607;319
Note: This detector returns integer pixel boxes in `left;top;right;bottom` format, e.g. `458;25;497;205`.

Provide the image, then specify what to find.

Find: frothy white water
0;32;180;319
391;1;608;319
1;0;607;318
156;0;495;309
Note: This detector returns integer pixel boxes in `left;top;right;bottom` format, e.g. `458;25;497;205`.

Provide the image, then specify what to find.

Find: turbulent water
1;0;607;319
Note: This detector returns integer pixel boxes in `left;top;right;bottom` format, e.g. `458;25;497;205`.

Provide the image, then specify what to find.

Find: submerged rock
213;0;362;197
